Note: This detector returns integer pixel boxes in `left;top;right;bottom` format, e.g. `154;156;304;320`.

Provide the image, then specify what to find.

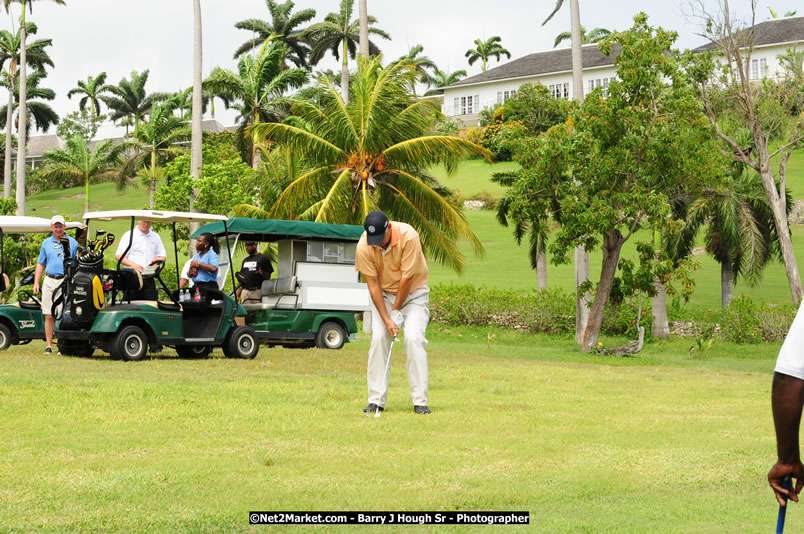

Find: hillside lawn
0;327;788;532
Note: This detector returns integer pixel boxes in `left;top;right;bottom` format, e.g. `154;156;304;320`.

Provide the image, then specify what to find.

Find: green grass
430;159;519;198
0;327;786;532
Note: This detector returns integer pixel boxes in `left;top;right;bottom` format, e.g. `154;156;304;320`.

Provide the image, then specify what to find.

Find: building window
751;59;758;80
497;91;502;104
475;95;480;112
454;97;459;115
461;96;466;115
563;82;569;98
760;58;767;78
588;79;594;94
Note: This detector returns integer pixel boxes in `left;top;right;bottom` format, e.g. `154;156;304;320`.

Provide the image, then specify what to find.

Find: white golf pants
368;285;430;407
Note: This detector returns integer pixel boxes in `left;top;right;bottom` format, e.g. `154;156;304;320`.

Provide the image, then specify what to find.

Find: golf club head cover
391;309;404;328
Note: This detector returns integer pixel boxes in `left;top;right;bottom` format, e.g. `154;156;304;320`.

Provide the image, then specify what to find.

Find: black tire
176;345;212;359
223;326;258;359
0;323;13;350
57;339;94;357
315;321;347;350
110;325;148;362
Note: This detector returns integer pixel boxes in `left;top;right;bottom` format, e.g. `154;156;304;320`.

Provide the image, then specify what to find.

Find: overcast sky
6;0;803;138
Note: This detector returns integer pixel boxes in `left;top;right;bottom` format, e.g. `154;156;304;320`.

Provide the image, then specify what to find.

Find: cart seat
129;300;182;312
243;276;298;312
17;300;41;310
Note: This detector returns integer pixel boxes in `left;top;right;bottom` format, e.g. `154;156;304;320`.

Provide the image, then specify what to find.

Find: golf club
375;336;397;418
777;475;793;534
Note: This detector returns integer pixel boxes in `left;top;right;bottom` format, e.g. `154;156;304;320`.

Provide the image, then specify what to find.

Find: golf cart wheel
315;321;347;350
176;345;212;359
223;326;258;359
57;339;94;357
0;323;13;350
110;325;148;362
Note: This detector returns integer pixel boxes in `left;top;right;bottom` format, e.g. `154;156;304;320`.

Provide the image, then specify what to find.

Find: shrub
459;126;484;146
720;296;761;344
601;302;653;337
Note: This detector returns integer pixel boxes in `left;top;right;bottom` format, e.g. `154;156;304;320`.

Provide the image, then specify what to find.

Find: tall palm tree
0;68;59;135
553;25;611;48
41;135;131;213
543;0;589;344
465;36;511;72
204;39;307;168
66;72;112;117
303;0;390;104
122;102;190;207
358;0;367;57
245;57;492;274
3;0;65;215
190;0;203;256
395;44;436;91
0;21;52;198
667;171;791;309
233;0;315;67
424;68;467;96
101;70;161;138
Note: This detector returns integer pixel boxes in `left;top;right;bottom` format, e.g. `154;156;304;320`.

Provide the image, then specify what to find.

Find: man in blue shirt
32;215;78;354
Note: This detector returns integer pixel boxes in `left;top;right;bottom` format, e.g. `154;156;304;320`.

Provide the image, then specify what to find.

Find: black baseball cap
245;240;257;246
364;211;389;246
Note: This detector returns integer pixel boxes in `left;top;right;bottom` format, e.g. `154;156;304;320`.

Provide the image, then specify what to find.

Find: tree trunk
341;39;350;105
358;0;368;58
721;254;733;309
761;169;803;306
3;69;14;199
14;6;27;216
651;276;670;338
582;228;624;352
189;0;203;257
537;250;547;291
149;151;156;208
84;177;90;214
569;0;590;344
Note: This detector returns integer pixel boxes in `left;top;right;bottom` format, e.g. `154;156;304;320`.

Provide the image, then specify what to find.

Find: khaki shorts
41;276;64;317
240;287;262;304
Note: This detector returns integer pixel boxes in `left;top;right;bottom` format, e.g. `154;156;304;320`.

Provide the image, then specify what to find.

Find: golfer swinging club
356;211;431;415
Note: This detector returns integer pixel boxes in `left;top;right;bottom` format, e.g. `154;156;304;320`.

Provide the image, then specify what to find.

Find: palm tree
246;57;492;274
395;44;436;92
465;36;511;72
303;0;390;104
204;39;307;168
553;25;611;48
233;0;315;67
667;171;791;309
122;102;190;207
2;0;65;216
190;0;203;256
768;7;797;18
0;21;52;198
41;135;131;213
66;72;112;116
543;0;589;344
102;70;161;138
424;68;467;96
0;68;59;135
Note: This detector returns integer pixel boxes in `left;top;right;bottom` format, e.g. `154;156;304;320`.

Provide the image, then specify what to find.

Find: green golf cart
194;217;370;350
54;210;258;361
0;216;84;350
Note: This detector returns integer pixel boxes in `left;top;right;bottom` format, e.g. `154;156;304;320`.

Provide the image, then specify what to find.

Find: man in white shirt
115;220;167;300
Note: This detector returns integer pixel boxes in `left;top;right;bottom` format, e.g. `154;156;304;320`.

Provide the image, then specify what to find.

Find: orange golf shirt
355;222;429;294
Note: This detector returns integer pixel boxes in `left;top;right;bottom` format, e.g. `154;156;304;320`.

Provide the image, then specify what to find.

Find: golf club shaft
777;475;793;534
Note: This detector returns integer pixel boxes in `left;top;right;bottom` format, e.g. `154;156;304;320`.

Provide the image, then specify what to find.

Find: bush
720;296;762;344
601;302;652;337
459;126;484;146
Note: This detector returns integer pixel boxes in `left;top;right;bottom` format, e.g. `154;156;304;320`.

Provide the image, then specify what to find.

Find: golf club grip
777;475;793;534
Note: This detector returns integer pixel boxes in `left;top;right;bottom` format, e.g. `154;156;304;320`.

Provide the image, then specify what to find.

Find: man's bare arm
365;274;397;337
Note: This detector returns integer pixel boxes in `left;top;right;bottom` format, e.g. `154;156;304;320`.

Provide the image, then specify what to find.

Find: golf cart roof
193;217;364;242
0;216;84;233
83;209;229;224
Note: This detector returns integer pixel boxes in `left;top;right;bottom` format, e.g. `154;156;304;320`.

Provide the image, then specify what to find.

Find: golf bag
59;256;106;329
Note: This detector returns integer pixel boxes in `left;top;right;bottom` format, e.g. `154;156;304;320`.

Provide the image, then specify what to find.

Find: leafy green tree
506;14;725;352
56;109;104;143
0;21;51;198
41;135;131;213
2;0;65;215
423;68;467;96
465;36;510;71
303;0;390;104
102;70;162;137
66;72;112;116
394;44;436;91
0;68;59;134
246;57;491;274
233;0;316;67
204;40;307;168
553;25;611;47
122;102;190;207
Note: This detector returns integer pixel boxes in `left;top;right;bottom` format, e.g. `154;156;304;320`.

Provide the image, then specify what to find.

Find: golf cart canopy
83;210;228;224
0;216;84;233
192;217;364;242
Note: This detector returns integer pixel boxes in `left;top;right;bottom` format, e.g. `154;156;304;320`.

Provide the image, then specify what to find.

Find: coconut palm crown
66;72;113;116
0;68;59;134
553;25;611;48
233;0;316;67
465;36;511;72
246;57;492;274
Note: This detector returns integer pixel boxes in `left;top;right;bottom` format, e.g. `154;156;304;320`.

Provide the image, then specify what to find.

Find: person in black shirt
237;241;272;303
